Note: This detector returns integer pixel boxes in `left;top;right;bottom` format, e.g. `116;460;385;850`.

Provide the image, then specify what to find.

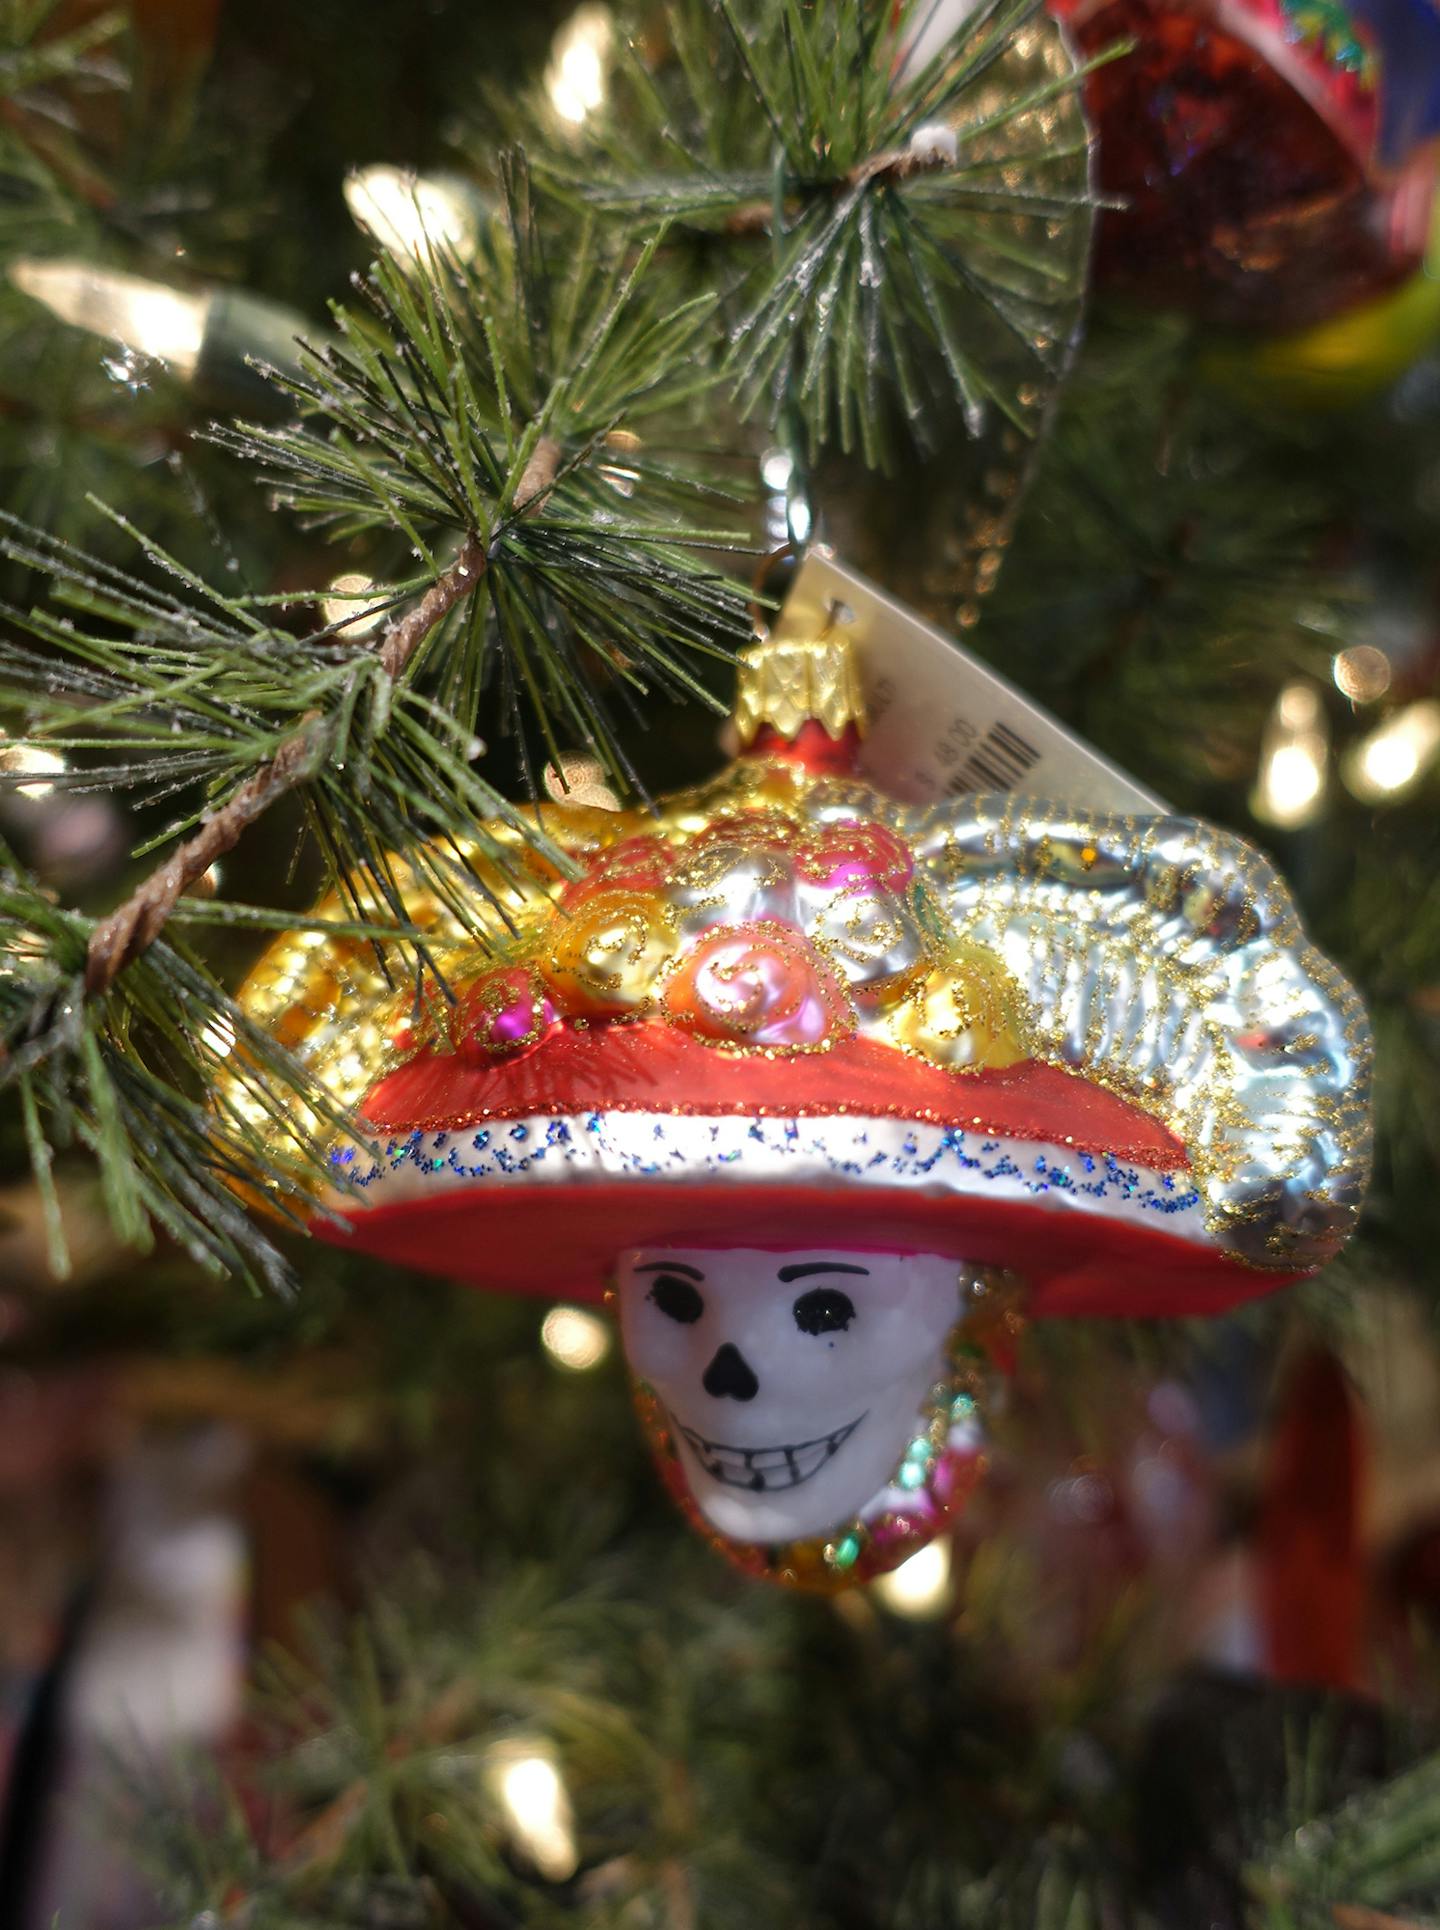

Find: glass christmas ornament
227;626;1372;1588
1053;0;1440;330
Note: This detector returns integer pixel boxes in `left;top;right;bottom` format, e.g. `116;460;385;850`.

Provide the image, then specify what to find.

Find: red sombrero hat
232;634;1372;1319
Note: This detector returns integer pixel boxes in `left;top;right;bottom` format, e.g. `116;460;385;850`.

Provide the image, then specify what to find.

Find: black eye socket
793;1287;856;1336
648;1275;705;1324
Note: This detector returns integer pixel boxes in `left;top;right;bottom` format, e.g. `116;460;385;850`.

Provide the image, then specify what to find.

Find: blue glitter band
331;1111;1204;1229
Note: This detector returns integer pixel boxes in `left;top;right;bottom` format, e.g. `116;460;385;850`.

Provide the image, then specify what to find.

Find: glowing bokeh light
12;260;208;378
321;571;386;638
0;743;67;799
1343;700;1440;802
546;5;614;125
344;167;480;261
540;1305;612;1371
873;1536;951;1618
484;1741;579;1881
1251;681;1328;828
1332;644;1392;704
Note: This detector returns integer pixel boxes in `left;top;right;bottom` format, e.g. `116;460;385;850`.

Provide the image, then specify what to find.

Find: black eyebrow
634;1261;705;1280
776;1262;872;1282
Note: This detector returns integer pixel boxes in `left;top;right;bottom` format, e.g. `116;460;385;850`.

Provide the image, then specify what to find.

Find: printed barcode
946;720;1041;796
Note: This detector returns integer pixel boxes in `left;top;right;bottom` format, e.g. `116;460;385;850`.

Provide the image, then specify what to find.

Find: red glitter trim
362;1021;1189;1167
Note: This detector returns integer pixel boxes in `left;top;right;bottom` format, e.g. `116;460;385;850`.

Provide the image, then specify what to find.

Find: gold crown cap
733;633;866;748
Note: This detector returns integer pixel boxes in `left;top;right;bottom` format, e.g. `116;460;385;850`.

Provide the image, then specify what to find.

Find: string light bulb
872;1536;952;1618
1342;700;1440;803
11;260;208;379
0;742;67;799
539;1305;612;1371
1251;681;1329;828
482;1740;578;1881
343;166;483;262
11;259;304;411
1332;644;1392;704
321;572;387;639
546;4;614;126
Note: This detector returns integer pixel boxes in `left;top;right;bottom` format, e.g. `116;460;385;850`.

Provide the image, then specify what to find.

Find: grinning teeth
677;1414;864;1492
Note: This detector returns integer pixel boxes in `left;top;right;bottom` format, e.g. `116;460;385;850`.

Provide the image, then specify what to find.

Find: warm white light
897;0;981;78
0;743;67;798
540;1305;612;1372
484;1742;578;1881
1251;680;1328;828
1265;744;1324;815
761;449;794;492
1332;644;1391;704
321;571;386;638
546;4;614;126
344;167;480;262
200;1014;236;1061
873;1537;951;1618
11;260;208;379
1343;700;1440;803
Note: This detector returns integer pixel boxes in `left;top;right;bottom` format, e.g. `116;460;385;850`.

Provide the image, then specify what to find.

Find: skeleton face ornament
226;629;1373;1591
618;1247;1003;1583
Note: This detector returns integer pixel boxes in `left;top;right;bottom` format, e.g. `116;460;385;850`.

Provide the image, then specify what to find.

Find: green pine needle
530;0;1101;466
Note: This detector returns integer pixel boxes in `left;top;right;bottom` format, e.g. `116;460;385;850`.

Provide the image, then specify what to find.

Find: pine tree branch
721;134;957;235
82;713;328;996
527;0;1101;468
1;185;750;1287
374;531;487;681
83;438;562;996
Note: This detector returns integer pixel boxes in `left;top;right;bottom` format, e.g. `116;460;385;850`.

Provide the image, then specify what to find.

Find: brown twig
723;138;952;236
83;435;562;996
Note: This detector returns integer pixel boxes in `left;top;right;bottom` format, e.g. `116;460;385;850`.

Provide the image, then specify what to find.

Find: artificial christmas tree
0;1;1438;1925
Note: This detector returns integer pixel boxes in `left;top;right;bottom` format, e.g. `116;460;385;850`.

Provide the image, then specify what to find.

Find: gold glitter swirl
540;888;672;1016
881;942;1028;1070
661;919;856;1050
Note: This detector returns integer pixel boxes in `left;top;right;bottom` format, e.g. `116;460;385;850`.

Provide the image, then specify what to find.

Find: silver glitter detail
907;799;1372;1271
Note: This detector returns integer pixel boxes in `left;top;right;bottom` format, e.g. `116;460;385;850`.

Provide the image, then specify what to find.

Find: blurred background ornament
1203;225;1440;403
1053;0;1440;331
0;736;127;896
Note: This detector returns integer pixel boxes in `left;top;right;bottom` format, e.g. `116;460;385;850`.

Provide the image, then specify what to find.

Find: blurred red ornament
1257;1348;1367;1690
1054;0;1440;329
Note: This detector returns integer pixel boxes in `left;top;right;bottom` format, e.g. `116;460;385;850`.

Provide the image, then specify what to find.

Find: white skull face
616;1247;962;1544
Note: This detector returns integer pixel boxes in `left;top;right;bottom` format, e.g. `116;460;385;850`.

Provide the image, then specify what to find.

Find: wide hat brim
316;1023;1296;1318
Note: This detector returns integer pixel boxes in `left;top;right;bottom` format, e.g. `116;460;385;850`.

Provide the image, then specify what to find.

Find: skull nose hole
702;1342;759;1402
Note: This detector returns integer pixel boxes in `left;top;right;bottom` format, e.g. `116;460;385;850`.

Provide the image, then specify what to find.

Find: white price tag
773;550;1165;815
